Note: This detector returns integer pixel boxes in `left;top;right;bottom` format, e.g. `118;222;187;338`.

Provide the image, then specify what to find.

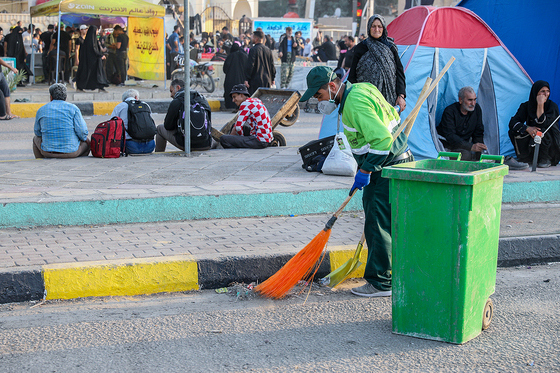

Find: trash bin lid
382;159;509;185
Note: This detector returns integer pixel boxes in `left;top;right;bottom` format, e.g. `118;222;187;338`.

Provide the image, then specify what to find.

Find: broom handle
392;57;455;140
405;77;432;137
334;189;358;217
324;189;358;230
392;77;432;140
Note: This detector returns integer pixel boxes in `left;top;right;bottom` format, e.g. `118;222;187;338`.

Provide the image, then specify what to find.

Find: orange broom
255;190;357;299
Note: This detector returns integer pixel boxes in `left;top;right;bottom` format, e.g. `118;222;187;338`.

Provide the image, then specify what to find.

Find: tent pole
56;11;61;83
183;0;190;155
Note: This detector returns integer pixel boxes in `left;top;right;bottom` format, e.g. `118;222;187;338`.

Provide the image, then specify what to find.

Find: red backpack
91;116;126;158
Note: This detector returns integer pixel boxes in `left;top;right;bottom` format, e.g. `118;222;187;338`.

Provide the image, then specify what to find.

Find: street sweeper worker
300;66;413;297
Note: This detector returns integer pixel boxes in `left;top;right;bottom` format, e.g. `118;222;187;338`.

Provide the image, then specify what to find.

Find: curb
3;178;560;228
0;189;365;229
1;235;559;304
11;98;224;118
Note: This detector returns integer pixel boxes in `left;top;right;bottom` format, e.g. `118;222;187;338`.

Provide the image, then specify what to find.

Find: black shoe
537;161;551;168
98;88;108;93
504;156;529;170
117;83;125;87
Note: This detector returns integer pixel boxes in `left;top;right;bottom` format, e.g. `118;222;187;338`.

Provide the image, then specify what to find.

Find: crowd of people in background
0;18;368;96
0;20;128;91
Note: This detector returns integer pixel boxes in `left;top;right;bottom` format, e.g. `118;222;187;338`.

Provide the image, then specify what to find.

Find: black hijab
527;80;554;121
230;41;241;53
82;25;103;58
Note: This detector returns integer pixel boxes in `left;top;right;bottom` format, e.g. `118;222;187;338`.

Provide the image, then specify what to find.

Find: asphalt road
0;264;558;372
0;111;324;161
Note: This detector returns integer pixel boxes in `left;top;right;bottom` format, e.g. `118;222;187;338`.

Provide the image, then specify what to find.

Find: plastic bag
321;132;358;176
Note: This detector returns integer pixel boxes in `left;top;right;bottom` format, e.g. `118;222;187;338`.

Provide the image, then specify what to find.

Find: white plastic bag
321;132;358;176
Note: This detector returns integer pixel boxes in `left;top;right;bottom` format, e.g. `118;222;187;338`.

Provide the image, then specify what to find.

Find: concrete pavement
1;83;560;304
1;146;560;304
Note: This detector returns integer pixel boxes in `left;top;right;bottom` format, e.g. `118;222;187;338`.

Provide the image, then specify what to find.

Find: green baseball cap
299;66;337;102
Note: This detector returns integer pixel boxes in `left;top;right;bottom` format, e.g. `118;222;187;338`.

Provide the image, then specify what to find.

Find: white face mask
317;82;343;115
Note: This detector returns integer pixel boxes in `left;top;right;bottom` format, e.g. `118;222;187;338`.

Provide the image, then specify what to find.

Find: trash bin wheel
482;298;493;330
280;105;299;127
269;131;286;147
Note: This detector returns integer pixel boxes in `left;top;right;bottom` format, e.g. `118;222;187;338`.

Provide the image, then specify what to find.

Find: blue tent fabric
458;0;560;104
390;7;533;159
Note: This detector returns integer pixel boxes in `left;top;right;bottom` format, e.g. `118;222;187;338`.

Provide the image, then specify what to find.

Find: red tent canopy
387;6;501;49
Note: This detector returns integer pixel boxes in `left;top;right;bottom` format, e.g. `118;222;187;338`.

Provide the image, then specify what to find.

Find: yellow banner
127;17;165;81
31;0;165;18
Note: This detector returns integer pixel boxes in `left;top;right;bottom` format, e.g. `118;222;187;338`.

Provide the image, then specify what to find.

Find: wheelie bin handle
437;152;462;160
479;155;504;164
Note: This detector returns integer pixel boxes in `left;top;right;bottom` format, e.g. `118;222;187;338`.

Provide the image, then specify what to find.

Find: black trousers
115;51;127;82
220;135;267;149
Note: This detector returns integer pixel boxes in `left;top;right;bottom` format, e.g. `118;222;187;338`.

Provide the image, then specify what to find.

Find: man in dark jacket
437;86;487;161
278;27;299;89
244;30;275;96
313;35;337;62
155;79;212;151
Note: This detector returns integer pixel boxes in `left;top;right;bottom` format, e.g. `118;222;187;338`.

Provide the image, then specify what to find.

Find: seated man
437;86;487;161
33;83;90;158
220;84;273;149
438;86;528;169
155;79;212;152
111;89;155;155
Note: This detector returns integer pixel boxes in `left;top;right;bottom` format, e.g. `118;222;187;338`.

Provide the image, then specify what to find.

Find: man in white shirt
303;38;312;57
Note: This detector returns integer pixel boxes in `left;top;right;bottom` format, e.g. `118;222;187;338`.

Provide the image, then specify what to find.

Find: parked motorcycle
171;53;216;93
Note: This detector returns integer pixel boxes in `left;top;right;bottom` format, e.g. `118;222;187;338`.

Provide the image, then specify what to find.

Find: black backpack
126;100;157;140
178;102;212;149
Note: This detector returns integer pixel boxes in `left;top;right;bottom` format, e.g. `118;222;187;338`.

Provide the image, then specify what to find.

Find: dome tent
387;6;533;159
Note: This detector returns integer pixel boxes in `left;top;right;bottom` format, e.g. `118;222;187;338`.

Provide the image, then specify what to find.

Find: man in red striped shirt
220;84;273;149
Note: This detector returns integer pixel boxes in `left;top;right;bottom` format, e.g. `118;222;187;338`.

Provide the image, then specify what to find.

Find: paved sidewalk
2;205;560;270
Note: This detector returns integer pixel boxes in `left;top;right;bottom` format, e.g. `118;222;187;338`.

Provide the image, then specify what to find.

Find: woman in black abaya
75;25;108;92
222;41;248;109
508;80;560;168
6;26;32;82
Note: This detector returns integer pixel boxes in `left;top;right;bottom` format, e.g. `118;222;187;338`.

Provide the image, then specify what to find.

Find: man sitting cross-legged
33;83;90;158
219;84;273;149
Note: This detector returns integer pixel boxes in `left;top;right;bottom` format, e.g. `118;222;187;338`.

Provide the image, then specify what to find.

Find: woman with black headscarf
6;26;32;81
223;41;248;110
349;14;406;111
75;25;108;92
508;80;560;168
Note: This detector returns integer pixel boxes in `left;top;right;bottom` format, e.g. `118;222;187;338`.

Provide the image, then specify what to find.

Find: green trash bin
382;153;509;344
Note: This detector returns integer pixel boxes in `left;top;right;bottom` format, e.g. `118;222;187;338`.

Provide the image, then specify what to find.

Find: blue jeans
126;139;155;154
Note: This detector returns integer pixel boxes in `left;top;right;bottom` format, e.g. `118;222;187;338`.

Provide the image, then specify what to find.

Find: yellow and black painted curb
0;245;366;304
11;99;224;119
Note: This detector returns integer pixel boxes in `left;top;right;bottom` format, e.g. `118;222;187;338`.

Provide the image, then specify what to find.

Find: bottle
394;105;401;113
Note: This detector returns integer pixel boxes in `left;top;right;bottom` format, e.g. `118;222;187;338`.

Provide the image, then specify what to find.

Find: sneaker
351;282;391;297
504;156;529;170
537;161;551;168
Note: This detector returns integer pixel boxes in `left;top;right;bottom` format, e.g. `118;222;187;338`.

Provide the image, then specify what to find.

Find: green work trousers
362;170;392;291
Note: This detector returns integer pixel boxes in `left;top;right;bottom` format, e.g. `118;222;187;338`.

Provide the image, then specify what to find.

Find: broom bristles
255;229;331;299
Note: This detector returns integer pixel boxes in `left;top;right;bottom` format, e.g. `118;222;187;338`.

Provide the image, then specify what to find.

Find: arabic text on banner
128;17;165;81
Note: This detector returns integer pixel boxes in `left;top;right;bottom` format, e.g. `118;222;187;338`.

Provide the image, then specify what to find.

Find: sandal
6;114;19;119
0;116;11;120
